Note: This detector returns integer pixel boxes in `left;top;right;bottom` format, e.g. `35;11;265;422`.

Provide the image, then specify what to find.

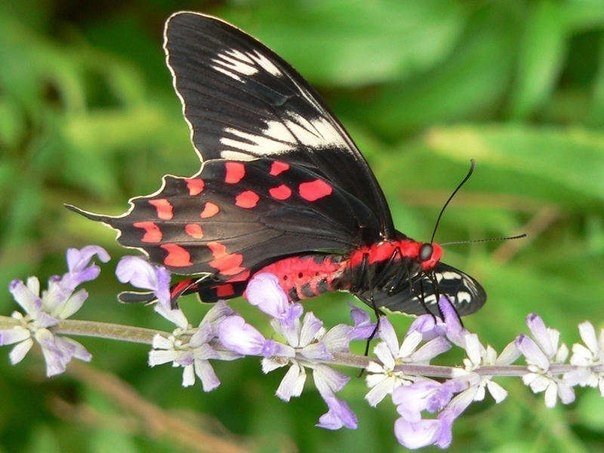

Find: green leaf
224;0;464;86
426;124;604;202
507;1;567;119
349;4;518;137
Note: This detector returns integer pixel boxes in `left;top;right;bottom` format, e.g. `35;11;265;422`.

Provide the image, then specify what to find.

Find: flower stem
0;315;162;344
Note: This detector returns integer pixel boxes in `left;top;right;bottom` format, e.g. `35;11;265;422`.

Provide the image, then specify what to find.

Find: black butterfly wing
363;262;487;317
164;11;395;239
74;158;382;281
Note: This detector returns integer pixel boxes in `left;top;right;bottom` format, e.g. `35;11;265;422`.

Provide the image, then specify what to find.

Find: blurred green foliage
1;0;603;451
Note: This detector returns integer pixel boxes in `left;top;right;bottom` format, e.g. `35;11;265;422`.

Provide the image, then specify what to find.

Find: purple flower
219;307;357;428
219;316;294;358
221;273;359;429
317;394;358;430
390;313;518;448
116;256;187;329
407;297;466;346
246;273;303;327
348;304;376;340
392;380;453;449
392;378;475;449
516;314;574;407
62;246;110;290
365;317;451;406
394;417;443;450
313;361;357;430
1;246;105;376
149;301;240;392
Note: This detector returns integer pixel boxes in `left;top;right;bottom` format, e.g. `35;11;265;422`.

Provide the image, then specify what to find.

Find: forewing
164;12;394;237
370;262;487;317
76;159;381;282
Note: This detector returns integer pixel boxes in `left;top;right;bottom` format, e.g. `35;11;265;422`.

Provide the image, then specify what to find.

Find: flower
0;246;107;376
392;379;461;449
564;321;604;395
365;317;451;406
219;273;360;429
392;375;481;449
461;333;519;403
219;315;294;358
516;314;575;407
245;273;302;327
388;301;521;449
116;256;187;329
149;301;240;391
62;245;110;290
407;297;466;346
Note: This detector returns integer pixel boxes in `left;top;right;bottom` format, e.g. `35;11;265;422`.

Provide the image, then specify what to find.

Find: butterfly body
70;12;487;317
257;237;439;298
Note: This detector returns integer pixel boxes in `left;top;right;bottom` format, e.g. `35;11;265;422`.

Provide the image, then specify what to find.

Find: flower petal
0;326;31;346
276;362;305;401
9;279;43;314
246;273;302;326
316;395;357;430
394;418;441;449
194;359;221;392
218;316;267;355
9;338;34;365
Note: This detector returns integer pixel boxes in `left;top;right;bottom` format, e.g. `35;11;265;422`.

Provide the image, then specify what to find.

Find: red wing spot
133;221;162;243
170;278;196;299
161;244;192;267
185;223;204;239
269;184;292;200
200;202;220;218
299;179;333;201
149;199;173;220
225;162;245;183
215;284;236;298
235;191;260;208
227;270;250;282
269;160;290;176
185;178;205;196
207;241;245;276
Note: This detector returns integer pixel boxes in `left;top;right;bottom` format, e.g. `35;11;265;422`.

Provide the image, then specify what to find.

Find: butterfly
70;11;486;317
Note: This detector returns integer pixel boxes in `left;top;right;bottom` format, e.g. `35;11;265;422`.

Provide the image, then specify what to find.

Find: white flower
365;317;451;407
565;321;604;396
516;314;574;407
462;333;519;403
149;301;239;391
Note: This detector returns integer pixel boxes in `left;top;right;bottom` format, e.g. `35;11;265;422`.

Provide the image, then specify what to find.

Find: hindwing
75;158;381;281
365;262;487;317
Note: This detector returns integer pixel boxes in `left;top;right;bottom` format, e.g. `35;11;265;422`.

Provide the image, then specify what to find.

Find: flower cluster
374;300;521;449
2;246;604;449
0;246;109;376
218;273;374;429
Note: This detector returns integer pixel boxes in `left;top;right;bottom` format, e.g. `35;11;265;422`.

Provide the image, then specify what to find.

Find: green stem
0;315;163;345
0;316;594;378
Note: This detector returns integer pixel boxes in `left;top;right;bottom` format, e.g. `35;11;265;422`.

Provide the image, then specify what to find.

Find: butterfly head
418;242;442;271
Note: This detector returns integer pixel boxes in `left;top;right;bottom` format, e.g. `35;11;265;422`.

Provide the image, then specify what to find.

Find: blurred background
1;0;603;451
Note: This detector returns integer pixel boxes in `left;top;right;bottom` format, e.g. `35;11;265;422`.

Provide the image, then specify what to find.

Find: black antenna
430;159;475;244
441;233;527;247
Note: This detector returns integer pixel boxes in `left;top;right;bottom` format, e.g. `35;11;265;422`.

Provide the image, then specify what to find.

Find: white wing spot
212;49;283;82
456;291;472;304
421;294;438;305
436;271;462;283
220;114;344;155
251;51;282;77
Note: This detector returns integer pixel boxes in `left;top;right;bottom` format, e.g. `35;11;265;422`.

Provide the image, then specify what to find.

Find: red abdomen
255;238;442;301
257;254;349;301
